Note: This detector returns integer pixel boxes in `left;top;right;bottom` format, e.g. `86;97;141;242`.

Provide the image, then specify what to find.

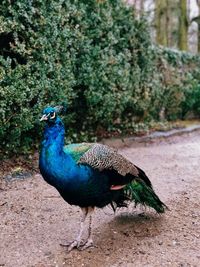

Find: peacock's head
40;105;66;124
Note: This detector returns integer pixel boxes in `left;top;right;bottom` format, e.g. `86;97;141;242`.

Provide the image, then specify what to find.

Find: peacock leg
60;207;88;251
79;207;95;250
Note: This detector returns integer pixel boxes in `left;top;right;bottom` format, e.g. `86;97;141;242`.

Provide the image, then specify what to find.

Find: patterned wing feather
64;143;93;162
78;143;139;176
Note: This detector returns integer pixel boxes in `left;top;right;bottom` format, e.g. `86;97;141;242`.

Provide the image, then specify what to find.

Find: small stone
122;231;129;237
105;251;110;256
134;229;140;234
44;251;51;256
172;240;177;246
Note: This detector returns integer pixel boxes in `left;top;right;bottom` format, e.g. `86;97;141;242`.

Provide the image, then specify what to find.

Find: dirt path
0;131;200;267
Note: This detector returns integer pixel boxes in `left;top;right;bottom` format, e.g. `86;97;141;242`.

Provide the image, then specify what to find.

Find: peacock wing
78;143;139;177
63;143;94;162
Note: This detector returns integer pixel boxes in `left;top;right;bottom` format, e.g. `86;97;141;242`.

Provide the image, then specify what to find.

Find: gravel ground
0;131;200;267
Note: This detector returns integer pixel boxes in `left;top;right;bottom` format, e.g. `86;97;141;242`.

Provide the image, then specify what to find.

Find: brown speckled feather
78;143;139;176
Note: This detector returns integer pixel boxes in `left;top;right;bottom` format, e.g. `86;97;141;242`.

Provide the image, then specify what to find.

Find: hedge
0;0;200;158
149;46;200;121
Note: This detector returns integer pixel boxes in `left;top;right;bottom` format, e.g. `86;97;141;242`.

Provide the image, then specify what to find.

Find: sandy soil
0;131;200;267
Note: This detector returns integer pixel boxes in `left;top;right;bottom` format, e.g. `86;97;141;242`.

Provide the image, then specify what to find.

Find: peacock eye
50;111;55;119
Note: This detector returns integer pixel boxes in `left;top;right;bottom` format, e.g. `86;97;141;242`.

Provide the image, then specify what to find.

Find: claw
67;240;79;252
60;239;82;252
60;239;95;251
60;240;72;247
60;207;95;252
78;239;95;251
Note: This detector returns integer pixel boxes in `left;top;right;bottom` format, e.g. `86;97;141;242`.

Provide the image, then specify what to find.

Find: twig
0;202;7;206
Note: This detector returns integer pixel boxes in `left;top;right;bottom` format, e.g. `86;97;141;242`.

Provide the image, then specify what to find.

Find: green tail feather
125;179;167;213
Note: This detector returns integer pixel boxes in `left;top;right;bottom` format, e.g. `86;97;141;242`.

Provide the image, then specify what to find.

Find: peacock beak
40;114;49;121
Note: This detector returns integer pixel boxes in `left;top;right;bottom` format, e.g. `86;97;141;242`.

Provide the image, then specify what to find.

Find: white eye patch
50;112;56;119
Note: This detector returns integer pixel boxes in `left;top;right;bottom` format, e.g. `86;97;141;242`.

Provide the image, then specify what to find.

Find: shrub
0;0;155;157
0;0;200;158
151;47;200;120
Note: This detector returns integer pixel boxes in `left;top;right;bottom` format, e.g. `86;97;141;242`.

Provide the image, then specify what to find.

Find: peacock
39;105;167;251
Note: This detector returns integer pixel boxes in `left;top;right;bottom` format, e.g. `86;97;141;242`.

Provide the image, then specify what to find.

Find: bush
181;69;200;117
0;0;155;157
0;0;200;158
151;47;200;120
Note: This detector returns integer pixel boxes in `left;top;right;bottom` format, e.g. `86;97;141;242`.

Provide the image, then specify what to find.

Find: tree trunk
198;27;200;53
132;0;144;18
166;0;170;46
140;0;144;15
178;0;188;51
155;0;168;46
196;0;200;53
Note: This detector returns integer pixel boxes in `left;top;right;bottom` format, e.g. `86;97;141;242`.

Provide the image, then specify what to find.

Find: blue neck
40;117;72;188
41;117;65;154
39;116;94;195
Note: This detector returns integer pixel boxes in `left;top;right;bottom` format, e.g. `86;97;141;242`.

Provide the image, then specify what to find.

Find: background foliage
0;0;200;157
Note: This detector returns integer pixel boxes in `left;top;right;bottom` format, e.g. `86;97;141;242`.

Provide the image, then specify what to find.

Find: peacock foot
78;239;95;251
60;239;84;252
